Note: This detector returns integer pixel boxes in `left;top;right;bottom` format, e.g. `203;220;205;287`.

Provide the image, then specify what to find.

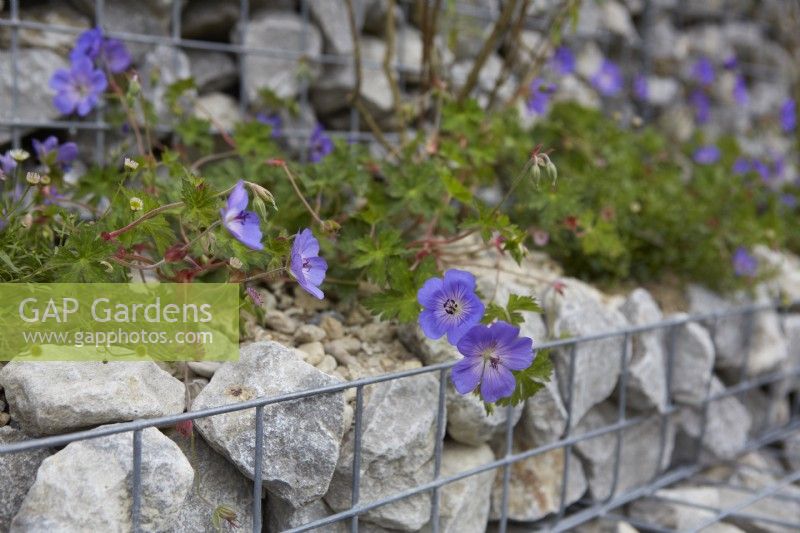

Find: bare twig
505;0;577;110
383;0;406;142
344;0;399;157
456;0;520;103
486;0;531;109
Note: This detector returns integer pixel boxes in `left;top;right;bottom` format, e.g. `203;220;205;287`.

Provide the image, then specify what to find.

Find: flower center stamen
443;298;459;315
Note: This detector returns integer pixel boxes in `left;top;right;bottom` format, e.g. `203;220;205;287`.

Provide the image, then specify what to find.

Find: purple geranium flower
732;247;758;277
220;180;263;251
417;269;485;345
256;113;283;139
693;145;720;165
752;160;770;182
0;151;17;179
780;194;798;209
732;157;751;174
32;136;78;167
308;124;334;163
692;57;715;86
733;75;748;106
551;46;575;75
723;55;738;70
781;98;796;133
71;27;131;74
633;74;648;101
690;89;711;124
290;228;328;299
591;60;623;97
49;56;108;116
452;321;534;403
527;78;555;115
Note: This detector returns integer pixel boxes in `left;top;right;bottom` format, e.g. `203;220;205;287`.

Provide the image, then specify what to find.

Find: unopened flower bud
128;74;141;96
531;163;542;184
129;197;144;211
545;161;558;185
99;260;114;273
21;213;33;228
229;257;243;270
10;149;29;162
321;219;341;234
26;171;41;185
247;182;276;210
39;174;51;185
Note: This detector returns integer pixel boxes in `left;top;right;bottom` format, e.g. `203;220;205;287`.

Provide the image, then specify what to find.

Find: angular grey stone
193;92;242;131
675;376;751;461
753;246;800;302
309;0;356;55
417;0;497;60
70;0;172;60
519;377;568;447
446;386;522;447
363;0;406;35
0;427;51;532
233;11;323;101
618;289;668;412
141;44;193;122
0;361;185;436
181;0;240;40
741;387;790;437
574;402;675;500
0;49;68;145
687;285;788;375
645;76;681;106
165;430;254;533
0;4;89;50
489;436;587;521
192;341;346;508
10;426;193;533
671;316;715;403
311;37;394;117
186;50;238;93
326;373;440;531
780;314;800;397
784;432;800;472
421;442;495;533
543;278;630;427
268;497;347;533
629;487;747;532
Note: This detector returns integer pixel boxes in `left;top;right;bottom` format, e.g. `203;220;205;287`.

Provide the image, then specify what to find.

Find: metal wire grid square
0;300;799;532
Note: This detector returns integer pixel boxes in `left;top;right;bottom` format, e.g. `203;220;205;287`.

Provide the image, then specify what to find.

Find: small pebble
317;354;338;374
187;361;222;378
294;324;327;344
0;412;9;428
342;403;354;431
297;341;325;366
356;322;395;343
264;310;297;335
320;315;345;340
326;337;361;358
344;387;356;402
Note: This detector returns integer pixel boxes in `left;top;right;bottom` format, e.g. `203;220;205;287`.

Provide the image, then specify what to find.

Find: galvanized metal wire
0;298;797;532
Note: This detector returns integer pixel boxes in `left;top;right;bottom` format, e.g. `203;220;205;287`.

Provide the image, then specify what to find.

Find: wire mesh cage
1;1;799;532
